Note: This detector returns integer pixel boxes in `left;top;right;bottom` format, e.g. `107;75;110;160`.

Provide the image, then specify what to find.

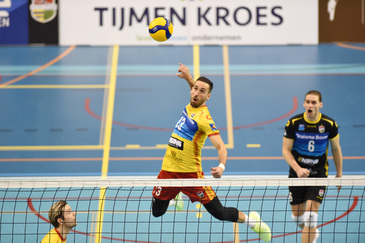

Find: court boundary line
100;45;119;178
193;45;200;81
84;97;298;132
336;42;365;51
0;45;76;87
95;45;119;243
0;156;364;162
0;84;108;89
223;45;234;149
79;96;298;150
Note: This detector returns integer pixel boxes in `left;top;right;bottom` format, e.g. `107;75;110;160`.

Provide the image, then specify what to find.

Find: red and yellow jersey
41;228;66;243
162;104;220;173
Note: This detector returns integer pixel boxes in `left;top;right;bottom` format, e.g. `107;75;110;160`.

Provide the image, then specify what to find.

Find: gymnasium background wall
0;0;364;46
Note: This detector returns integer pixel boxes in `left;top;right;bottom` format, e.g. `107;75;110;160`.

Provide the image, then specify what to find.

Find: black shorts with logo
288;167;327;205
288;185;327;205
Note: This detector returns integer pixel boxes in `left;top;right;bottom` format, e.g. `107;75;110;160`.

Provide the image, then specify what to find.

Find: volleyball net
0;177;364;243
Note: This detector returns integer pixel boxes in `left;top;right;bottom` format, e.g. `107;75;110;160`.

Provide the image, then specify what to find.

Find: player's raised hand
177;63;194;88
210;166;224;178
177;63;191;79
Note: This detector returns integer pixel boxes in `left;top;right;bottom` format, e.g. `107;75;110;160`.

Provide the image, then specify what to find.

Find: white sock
243;213;257;229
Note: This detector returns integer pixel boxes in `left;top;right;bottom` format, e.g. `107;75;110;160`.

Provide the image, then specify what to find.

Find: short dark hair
48;200;67;228
305;90;322;102
196;76;213;93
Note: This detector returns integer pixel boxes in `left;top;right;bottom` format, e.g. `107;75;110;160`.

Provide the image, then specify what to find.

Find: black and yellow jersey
284;112;339;177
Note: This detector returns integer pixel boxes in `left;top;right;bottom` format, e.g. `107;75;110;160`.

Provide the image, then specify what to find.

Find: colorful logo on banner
30;0;58;24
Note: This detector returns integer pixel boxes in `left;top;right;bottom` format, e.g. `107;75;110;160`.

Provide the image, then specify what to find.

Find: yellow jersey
41;228;66;243
162;104;220;173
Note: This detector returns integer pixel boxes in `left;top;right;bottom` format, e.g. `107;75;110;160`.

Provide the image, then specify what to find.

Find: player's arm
209;134;227;178
330;135;343;178
176;63;195;89
282;137;310;178
330;135;343;192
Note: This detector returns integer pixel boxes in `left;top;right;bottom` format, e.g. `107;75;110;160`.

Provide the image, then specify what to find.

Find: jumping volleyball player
151;63;271;242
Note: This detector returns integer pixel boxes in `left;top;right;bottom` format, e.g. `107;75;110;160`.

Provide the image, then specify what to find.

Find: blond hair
305;90;322;102
48;200;67;228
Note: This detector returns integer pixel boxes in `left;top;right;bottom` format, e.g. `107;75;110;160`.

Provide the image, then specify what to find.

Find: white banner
59;0;318;46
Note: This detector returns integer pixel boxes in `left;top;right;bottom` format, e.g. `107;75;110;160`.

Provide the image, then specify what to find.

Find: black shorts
288;185;326;205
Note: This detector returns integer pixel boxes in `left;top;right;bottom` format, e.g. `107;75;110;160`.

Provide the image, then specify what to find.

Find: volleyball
149;17;173;42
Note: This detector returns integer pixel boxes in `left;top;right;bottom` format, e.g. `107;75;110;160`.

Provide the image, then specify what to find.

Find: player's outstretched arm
209;134;227;178
176;63;195;89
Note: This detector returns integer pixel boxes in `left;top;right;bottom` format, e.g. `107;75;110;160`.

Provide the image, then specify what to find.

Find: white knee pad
291;214;305;227
303;211;318;228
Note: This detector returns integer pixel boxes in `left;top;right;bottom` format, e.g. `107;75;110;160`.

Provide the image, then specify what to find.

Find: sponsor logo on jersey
315;134;329;140
295;133;329;141
197;191;204;199
298;157;319;165
299;124;305;131
168;137;184;150
209;124;217;131
319;125;325;133
183;109;196;125
296;133;315;140
165;151;183;162
318;189;324;198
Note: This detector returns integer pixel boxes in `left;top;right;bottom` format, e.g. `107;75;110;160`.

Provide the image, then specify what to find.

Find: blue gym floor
0;43;364;242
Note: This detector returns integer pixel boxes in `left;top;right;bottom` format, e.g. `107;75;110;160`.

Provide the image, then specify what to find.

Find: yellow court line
101;45;119;178
0;145;103;151
95;187;106;243
0;46;233;153
1;156;364;162
222;45;234;149
125;144;141;148
246;144;261;148
193;45;233;149
0;145;217;151
95;45;119;243
99;47;115;146
0;85;108;89
0;45;76;86
233;222;240;243
193;45;200;80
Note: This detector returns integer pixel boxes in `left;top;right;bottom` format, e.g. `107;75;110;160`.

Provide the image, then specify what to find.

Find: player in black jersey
282;90;343;243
